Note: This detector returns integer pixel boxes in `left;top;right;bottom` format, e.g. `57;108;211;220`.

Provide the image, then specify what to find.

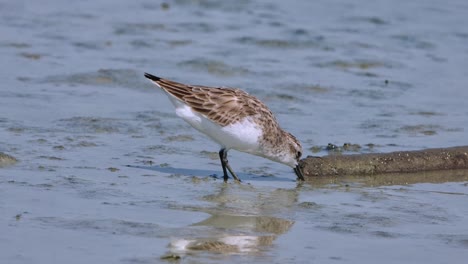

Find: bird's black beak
294;165;305;181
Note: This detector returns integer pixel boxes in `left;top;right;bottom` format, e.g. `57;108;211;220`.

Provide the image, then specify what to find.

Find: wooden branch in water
300;146;468;177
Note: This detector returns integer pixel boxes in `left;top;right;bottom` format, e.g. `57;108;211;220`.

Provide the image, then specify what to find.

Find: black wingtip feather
144;72;161;82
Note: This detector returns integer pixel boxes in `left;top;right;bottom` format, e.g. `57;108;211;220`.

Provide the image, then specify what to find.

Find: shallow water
1;0;468;263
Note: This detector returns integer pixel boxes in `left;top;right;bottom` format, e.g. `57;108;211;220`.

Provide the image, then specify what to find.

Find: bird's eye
296;151;302;159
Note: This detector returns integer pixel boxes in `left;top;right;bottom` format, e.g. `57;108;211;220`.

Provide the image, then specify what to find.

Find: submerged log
300;146;468;177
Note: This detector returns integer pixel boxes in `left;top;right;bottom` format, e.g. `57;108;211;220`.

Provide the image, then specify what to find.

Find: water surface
1;0;468;263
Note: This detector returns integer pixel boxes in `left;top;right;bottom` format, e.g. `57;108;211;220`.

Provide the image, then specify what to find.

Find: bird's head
270;131;304;180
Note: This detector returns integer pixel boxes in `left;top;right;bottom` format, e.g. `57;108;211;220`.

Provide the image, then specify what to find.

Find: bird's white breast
168;95;262;153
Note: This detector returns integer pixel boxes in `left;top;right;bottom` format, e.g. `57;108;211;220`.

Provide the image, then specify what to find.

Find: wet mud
0;152;17;167
1;0;468;263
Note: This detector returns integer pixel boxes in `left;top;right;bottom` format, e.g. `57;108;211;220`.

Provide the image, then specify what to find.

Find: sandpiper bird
144;73;304;182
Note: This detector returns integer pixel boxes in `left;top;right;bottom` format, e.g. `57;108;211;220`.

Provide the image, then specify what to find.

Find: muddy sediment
300;146;468;177
0;152;17;167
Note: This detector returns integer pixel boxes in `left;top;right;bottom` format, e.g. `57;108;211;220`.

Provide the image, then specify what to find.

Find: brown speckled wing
145;73;276;127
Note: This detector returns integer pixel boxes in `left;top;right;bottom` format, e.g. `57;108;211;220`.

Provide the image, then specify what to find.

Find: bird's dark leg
219;148;229;182
226;162;241;182
218;148;241;182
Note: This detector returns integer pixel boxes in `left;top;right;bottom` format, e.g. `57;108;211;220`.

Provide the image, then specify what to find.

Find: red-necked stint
144;73;304;182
